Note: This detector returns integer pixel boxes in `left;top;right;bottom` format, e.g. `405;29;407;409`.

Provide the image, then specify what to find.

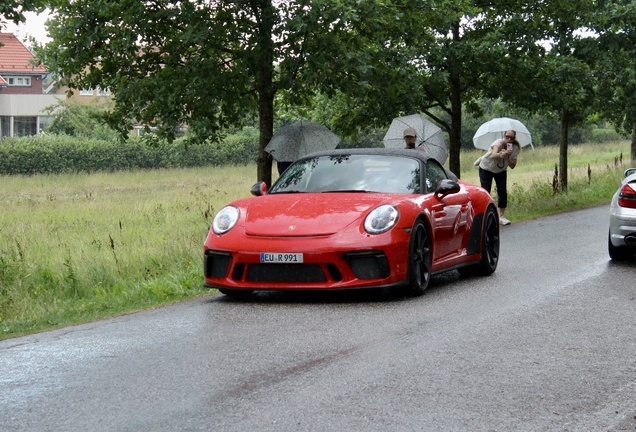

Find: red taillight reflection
618;183;636;208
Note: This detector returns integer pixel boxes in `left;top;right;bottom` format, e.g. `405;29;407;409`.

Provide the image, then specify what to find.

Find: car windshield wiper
322;189;369;193
271;190;307;194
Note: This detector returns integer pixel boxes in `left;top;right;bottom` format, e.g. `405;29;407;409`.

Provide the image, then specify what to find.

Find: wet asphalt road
1;205;635;432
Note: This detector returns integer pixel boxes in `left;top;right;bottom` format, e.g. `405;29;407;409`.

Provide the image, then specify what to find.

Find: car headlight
212;206;240;234
364;205;399;234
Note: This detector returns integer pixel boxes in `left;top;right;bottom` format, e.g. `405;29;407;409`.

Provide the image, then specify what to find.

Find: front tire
406;220;432;296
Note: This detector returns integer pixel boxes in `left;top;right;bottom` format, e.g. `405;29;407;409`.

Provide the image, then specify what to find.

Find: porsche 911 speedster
203;148;500;296
608;167;636;261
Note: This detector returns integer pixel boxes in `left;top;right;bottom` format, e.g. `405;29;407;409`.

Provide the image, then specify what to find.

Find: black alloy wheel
407;220;432;295
478;206;500;274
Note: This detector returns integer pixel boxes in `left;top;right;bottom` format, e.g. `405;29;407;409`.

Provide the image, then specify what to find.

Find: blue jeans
479;167;508;209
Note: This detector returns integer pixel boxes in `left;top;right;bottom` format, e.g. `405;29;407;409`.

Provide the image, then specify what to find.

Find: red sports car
204;148;499;296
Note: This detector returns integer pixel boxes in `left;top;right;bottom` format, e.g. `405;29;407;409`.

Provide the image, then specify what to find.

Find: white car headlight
364;205;399;234
212;206;240;234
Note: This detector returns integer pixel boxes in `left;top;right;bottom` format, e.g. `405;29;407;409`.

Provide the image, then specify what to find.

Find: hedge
0;132;260;175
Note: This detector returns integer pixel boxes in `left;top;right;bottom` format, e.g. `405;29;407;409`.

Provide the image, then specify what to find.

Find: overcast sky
4;10;51;44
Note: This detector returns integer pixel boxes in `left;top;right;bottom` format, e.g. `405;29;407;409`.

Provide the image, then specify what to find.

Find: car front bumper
203;230;412;291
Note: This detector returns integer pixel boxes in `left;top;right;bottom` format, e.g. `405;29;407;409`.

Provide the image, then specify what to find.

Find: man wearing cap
403;128;417;149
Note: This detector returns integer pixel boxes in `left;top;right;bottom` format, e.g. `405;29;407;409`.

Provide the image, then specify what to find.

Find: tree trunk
448;87;462;177
256;0;274;186
559;109;569;191
448;21;462;177
257;92;274;186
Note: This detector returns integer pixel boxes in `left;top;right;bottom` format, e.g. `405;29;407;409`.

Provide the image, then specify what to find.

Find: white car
608;168;636;260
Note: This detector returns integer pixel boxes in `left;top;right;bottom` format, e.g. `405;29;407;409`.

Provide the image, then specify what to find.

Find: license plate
260;253;304;263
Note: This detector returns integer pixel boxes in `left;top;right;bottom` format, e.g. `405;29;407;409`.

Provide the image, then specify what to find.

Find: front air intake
204;251;231;279
344;251;390;280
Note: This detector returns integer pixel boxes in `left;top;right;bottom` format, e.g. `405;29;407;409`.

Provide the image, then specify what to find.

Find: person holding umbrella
477;129;520;225
276;160;293;175
403;127;417;149
265;121;342;176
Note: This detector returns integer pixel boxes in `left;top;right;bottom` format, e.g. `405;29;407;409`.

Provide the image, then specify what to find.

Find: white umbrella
265;121;341;162
382;113;448;164
473;117;533;150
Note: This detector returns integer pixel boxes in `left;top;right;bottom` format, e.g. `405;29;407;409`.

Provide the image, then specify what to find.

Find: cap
403;127;417;138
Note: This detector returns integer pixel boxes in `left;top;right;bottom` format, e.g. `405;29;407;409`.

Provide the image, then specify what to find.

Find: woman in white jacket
478;130;520;225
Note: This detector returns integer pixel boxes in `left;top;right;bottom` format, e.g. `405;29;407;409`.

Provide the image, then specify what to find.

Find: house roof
0;33;47;74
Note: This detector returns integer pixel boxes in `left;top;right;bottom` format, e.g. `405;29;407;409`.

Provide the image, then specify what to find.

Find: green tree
491;0;599;191
299;1;543;177
592;0;636;162
38;0;395;186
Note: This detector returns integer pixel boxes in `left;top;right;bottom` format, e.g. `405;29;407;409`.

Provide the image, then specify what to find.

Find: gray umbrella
265;121;341;162
382;113;448;164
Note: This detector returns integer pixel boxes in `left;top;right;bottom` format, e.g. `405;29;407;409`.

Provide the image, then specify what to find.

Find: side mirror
434;179;460;199
624;168;636;178
250;181;267;196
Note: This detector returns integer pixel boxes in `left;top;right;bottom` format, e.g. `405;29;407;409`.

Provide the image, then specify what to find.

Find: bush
44;100;120;142
589;127;626;143
0;131;260;175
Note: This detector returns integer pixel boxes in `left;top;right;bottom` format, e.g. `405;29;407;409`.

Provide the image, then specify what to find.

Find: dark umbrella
265;121;341;163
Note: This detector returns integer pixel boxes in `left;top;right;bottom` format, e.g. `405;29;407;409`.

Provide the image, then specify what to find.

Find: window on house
97;87;111;96
13;117;37;137
1;116;10;138
7;76;31;86
80;88;93;96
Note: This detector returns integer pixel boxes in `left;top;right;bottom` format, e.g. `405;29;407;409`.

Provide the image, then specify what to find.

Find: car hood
243;193;395;237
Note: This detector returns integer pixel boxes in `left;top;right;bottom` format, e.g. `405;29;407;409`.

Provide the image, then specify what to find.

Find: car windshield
269;154;421;194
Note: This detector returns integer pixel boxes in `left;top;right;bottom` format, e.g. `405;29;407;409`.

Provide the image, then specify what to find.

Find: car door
425;160;470;261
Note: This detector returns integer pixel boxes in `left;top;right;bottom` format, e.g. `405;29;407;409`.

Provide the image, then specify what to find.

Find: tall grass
0;142;632;340
0;166;256;339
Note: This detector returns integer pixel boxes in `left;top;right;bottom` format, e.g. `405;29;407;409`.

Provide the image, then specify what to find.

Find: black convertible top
302;147;458;182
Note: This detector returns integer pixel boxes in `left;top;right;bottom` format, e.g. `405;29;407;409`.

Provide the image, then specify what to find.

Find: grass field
0;166;257;339
1;142;633;340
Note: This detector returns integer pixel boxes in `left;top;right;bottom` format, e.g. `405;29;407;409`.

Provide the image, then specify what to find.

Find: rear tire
608;231;634;261
406;220;432;296
458;206;500;276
